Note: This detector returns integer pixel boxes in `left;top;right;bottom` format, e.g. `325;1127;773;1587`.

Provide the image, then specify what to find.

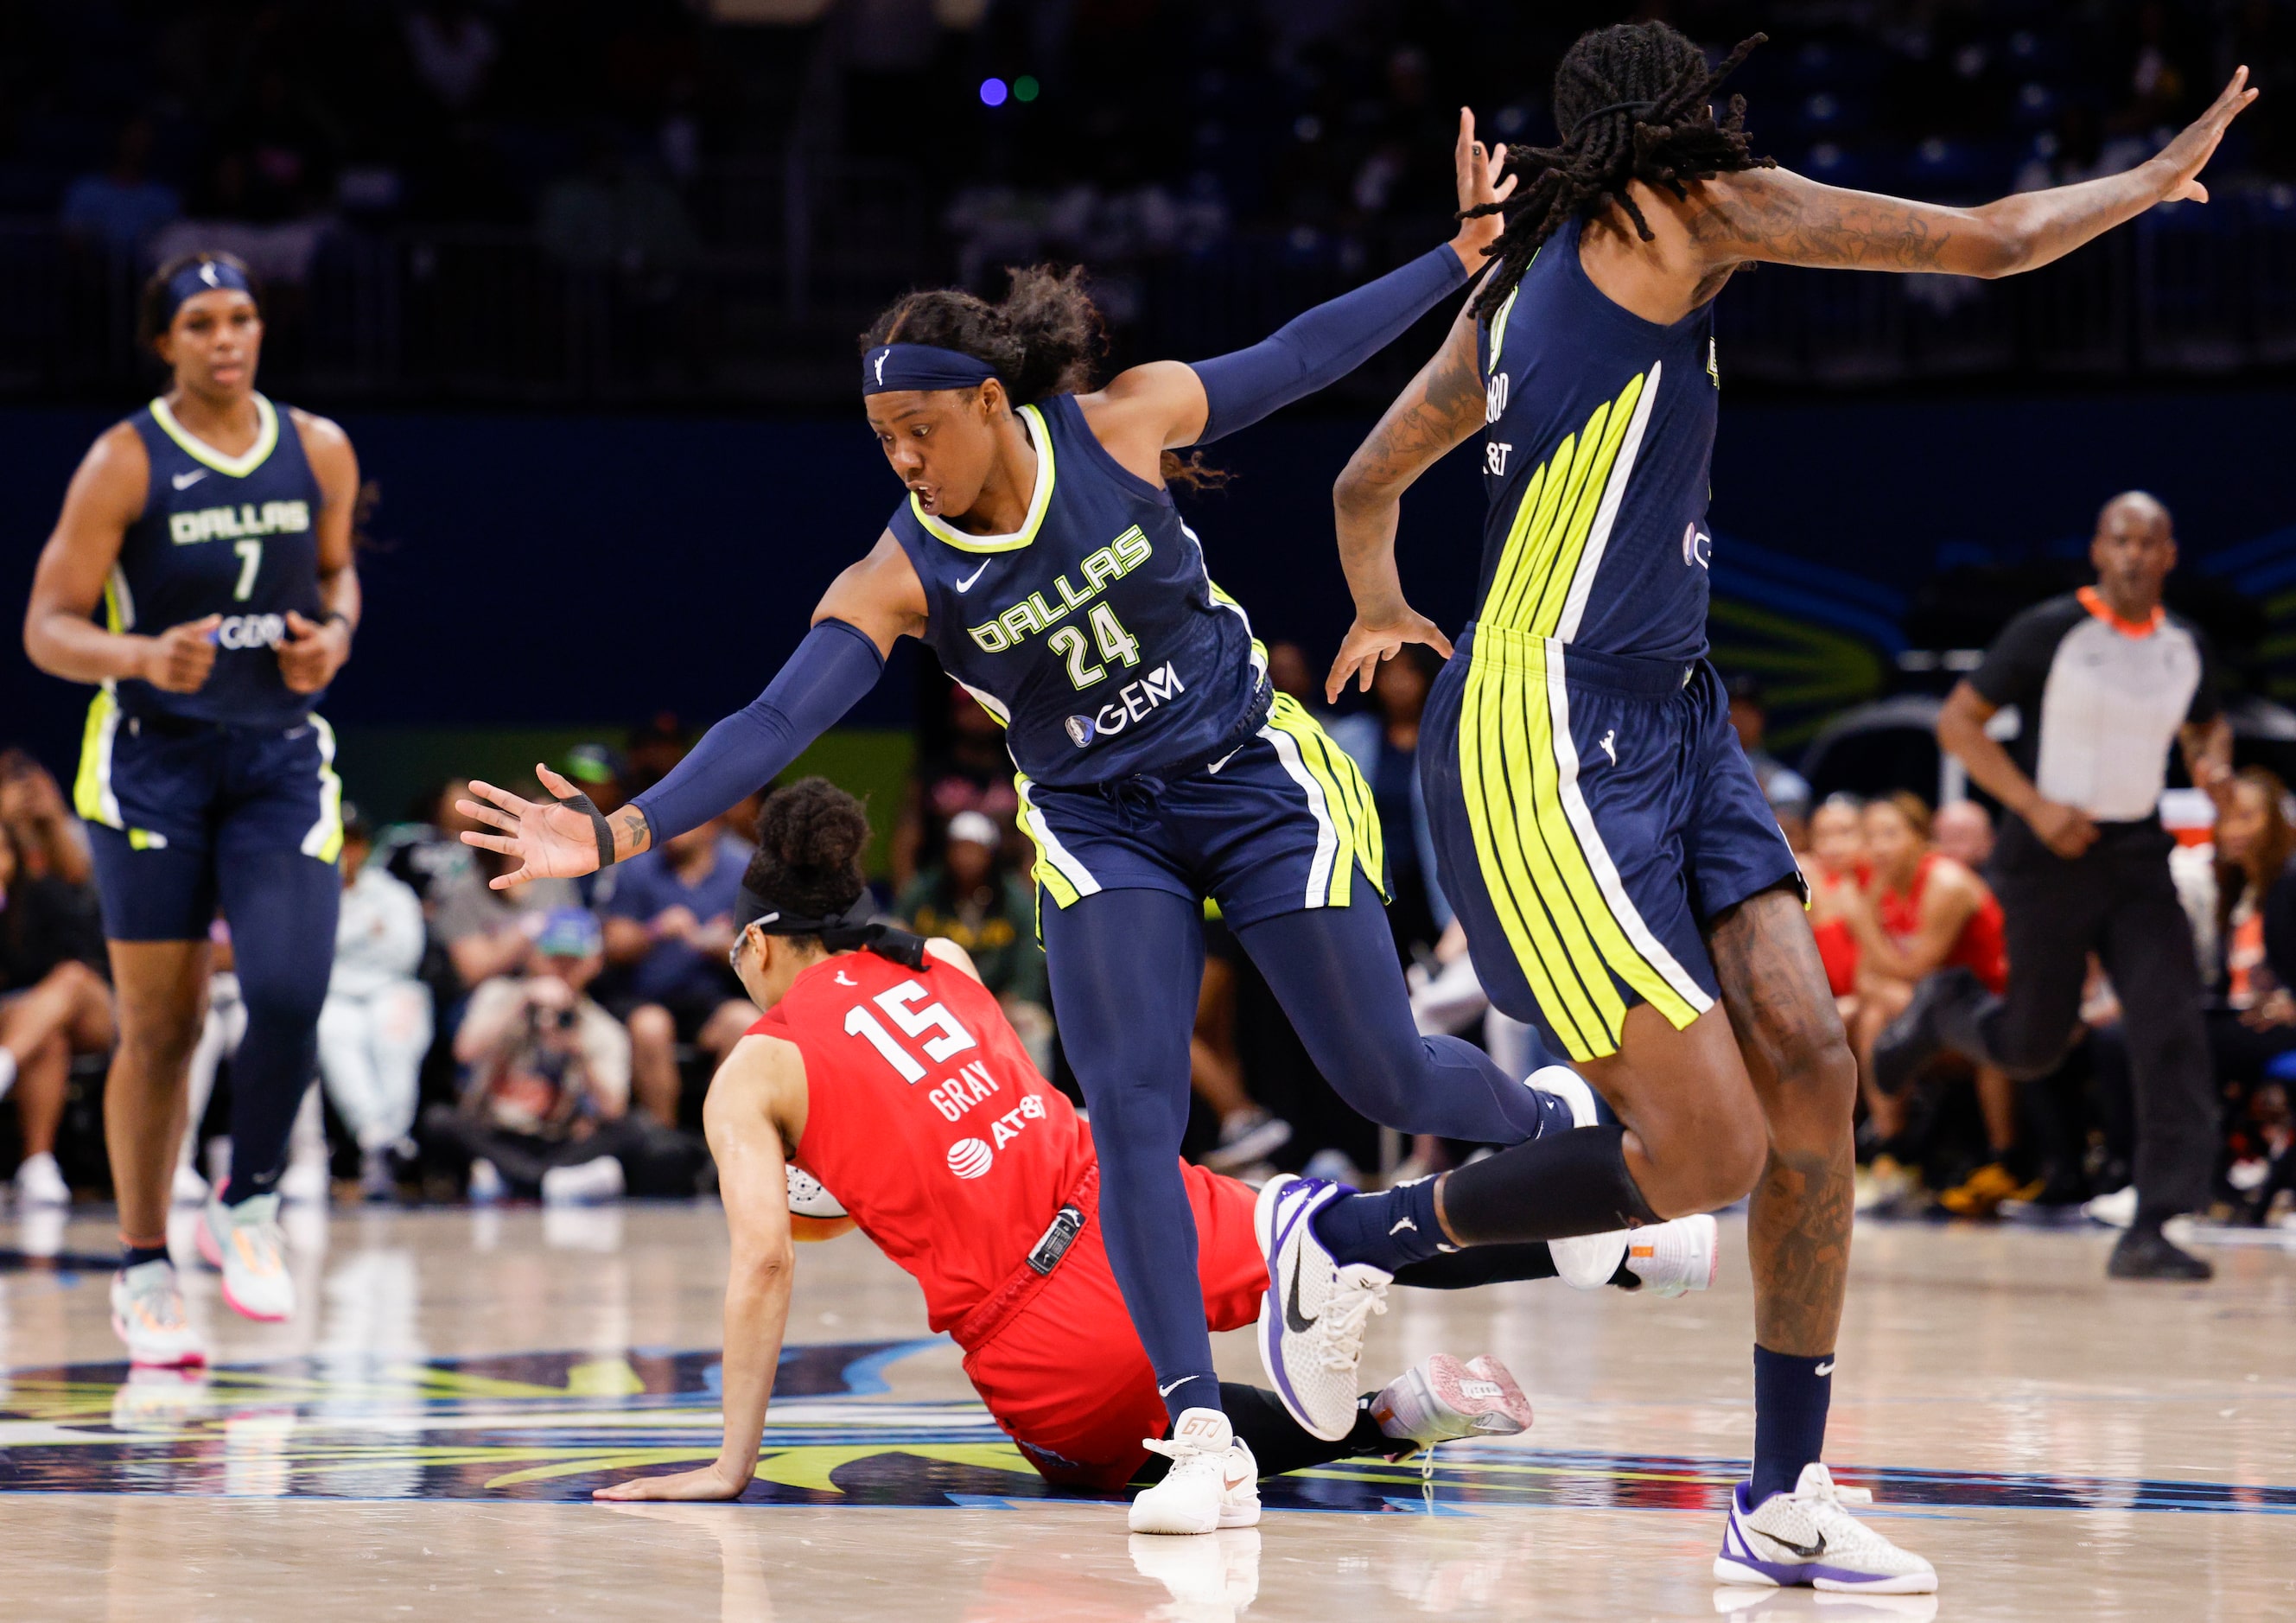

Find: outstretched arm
595;1037;803;1502
1324;299;1485;699
460;535;926;886
1687;67;2257;280
1079;109;1513;476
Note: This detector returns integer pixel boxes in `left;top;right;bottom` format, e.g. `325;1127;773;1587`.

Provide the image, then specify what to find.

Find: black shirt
1969;589;2218;828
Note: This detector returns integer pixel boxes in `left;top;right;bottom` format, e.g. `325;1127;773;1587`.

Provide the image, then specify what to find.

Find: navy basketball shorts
1420;624;1800;1063
1014;693;1388;931
74;692;346;942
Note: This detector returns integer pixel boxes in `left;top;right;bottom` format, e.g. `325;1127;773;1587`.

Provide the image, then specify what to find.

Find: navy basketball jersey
113;392;328;726
887;393;1266;788
1472;219;1720;663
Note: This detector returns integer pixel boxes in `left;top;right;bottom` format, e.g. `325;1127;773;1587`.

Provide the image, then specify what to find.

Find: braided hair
1466;22;1773;320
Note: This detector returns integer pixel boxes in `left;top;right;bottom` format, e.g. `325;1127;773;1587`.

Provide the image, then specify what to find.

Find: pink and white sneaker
1371;1352;1535;1449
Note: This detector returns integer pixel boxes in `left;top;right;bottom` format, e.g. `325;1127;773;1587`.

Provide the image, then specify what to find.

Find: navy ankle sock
120;1241;169;1270
1309;1177;1447;1275
1751;1346;1834;1504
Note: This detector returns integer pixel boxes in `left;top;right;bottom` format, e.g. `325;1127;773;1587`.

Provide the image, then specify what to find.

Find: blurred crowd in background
6;634;2292;1232
6;1;2296;401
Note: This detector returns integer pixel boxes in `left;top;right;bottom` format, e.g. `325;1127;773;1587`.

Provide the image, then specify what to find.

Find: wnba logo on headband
162;257;257;324
862;343;1001;396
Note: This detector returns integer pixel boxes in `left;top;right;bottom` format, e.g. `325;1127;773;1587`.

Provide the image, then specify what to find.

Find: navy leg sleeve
1235;895;1568;1146
216;851;338;1201
1042;888;1221;1423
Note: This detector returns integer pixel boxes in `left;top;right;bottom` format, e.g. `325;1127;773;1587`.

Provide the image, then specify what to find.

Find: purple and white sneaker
1253;1174;1390;1442
1714;1463;1937;1594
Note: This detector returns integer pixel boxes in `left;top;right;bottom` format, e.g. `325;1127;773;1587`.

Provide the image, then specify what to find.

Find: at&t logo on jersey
1064;662;1186;747
216;613;288;649
946;1138;993;1179
169;500;310;545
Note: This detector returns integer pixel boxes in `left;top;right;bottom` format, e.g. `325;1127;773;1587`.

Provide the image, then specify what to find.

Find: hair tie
1568;99;1658;137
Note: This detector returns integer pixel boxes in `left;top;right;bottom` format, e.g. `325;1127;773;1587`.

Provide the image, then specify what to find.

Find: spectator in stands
625;713;691;795
601;816;755;1127
1803;794;1868;1016
1935;799;1996;871
1727;675;1814;848
1839;794;2019;1215
404;1;500;113
60;118;182;256
898;810;1053;1072
0;751;93;886
317;808;433;1201
0;821;111;1206
2204;767;2296;1222
429;907;639;1204
893;685;1021;888
429;782;579;990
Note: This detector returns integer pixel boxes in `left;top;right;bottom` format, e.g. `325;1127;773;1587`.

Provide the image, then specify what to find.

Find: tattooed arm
1325;299;1487;700
1687;67;2256;281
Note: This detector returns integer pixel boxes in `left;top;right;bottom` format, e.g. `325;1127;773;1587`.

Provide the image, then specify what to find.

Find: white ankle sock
0;1048;17;1101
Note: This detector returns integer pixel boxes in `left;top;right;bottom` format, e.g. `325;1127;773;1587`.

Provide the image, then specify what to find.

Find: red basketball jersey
747;947;1094;1333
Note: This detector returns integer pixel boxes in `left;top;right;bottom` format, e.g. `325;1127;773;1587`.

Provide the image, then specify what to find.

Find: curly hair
862;267;1225;490
742;777;871;946
1466;22;1773;320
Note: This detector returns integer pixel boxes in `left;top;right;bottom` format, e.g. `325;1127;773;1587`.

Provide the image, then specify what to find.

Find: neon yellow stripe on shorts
1458;645;1611;1058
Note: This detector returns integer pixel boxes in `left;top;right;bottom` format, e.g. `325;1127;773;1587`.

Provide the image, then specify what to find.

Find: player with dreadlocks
1251;21;2258;1596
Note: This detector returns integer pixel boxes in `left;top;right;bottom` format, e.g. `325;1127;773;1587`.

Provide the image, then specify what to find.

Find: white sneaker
1255;1174;1390;1442
1371;1352;1534;1448
13;1151;70;1207
1626;1213;1720;1297
2083;1186;2137;1229
540;1155;626;1206
278;1153;330;1206
196;1192;296;1321
110;1259;207;1367
467;1158;506;1204
171;1162;211;1207
1129;1408;1260;1535
1714;1463;1938;1594
1530;1066;1637;1289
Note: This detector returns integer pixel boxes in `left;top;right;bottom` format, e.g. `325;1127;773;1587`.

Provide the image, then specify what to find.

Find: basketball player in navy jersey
1267;25;2256;1594
23;252;363;1363
462;115;1650;1531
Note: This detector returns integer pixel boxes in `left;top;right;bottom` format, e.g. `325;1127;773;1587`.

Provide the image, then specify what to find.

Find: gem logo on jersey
216;614;288;650
1064;663;1186;746
946;1138;994;1180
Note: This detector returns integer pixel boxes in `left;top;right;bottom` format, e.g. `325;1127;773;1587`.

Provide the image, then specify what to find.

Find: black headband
1568;99;1659;136
735;887;928;970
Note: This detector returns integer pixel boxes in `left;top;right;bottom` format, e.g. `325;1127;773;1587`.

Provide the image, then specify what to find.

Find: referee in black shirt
1882;492;2232;1279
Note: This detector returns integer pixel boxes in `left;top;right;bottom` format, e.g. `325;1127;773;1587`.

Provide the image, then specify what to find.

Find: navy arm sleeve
1187;245;1467;443
628;618;885;844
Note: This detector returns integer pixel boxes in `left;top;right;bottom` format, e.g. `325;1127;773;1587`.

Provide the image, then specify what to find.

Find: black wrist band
555;789;617;870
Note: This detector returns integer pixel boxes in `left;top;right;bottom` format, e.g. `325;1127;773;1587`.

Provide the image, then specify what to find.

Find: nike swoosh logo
1205;746;1243;774
1157;1376;1198;1397
1283;1261;1318;1334
836;971;857;985
1815;1360;1835;1377
1756;1528;1827;1561
172;469;208;489
952;560;992;592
